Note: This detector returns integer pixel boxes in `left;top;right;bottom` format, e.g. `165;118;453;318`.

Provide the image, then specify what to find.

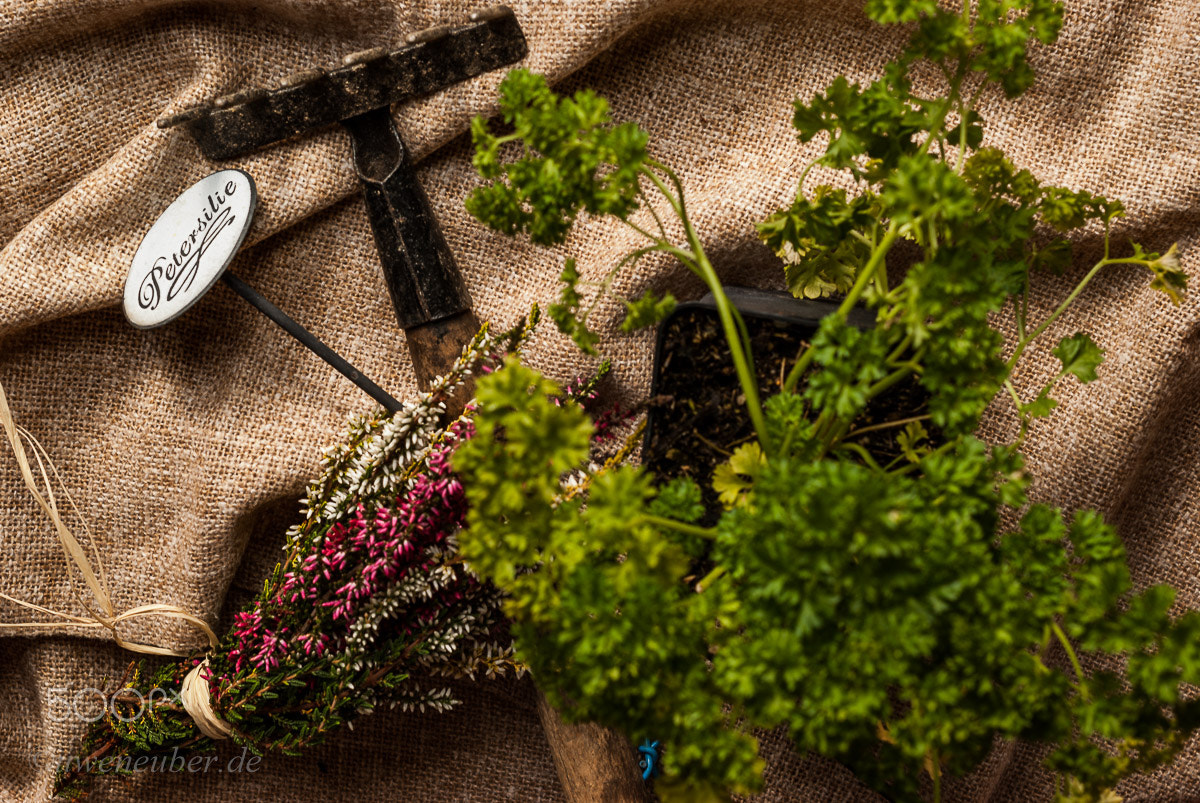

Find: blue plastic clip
637;740;661;781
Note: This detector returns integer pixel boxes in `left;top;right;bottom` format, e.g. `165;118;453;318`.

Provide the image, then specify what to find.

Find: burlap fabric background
1;0;1197;800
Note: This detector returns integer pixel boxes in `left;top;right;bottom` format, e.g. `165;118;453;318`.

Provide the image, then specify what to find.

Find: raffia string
0;377;218;658
181;658;234;740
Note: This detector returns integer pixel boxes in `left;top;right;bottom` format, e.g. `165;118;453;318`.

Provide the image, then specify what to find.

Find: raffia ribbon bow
0;377;218;657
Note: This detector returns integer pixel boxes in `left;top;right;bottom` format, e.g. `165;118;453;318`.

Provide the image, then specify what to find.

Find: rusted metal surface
343;106;472;329
157;7;526;162
158;5;526;334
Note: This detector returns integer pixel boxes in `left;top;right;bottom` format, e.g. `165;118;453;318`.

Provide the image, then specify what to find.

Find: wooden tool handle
537;694;652;803
405;310;482;395
406;311;650;802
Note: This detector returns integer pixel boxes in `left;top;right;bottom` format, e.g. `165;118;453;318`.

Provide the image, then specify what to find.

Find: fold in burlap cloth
1;1;1197;800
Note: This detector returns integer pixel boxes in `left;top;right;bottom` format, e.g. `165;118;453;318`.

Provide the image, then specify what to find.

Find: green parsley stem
918;88;959;160
696;565;726;593
641;162;770;449
955;84;986;174
823;421;852;455
874;227;890;295
1017;268;1029;341
637;184;670;241
812;409;836;444
888;439;956;476
1008;256;1145;370
929;747;943;803
784;221;902;394
1051;621;1090;702
797;156;821;195
834;441;885;472
844;414;930;440
886;331;915;365
1004;379;1023;417
866;357;923;400
646;159;687;213
623;217;679;253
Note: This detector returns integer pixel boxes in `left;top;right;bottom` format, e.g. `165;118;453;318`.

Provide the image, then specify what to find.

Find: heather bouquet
454;1;1199;801
54;319;541;799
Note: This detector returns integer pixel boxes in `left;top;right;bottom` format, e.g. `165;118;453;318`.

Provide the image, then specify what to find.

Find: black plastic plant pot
643;286;910;520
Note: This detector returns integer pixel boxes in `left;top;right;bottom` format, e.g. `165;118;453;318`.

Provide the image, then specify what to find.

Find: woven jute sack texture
1;0;1197;800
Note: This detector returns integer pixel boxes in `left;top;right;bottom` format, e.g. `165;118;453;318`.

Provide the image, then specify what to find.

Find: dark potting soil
644;305;934;522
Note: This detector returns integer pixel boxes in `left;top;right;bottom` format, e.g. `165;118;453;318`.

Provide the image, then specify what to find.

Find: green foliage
462;1;1192;801
1139;243;1187;304
1055;332;1104;384
547;258;600;354
758;186;877;299
454;363;760;799
711;442;765;509
467;69;649;246
1016;333;1105;429
868;0;1064;97
649;477;706;525
805;316;891;420
896;419;930;463
621;289;677;333
790;66;933;183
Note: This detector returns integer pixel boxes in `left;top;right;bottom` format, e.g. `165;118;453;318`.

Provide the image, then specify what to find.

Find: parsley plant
457;2;1195;801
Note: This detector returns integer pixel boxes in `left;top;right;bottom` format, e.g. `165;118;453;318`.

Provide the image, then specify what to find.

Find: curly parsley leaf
1054;332;1105;384
621;289;677;333
1143;243;1187;304
467;70;649;246
712;442;766;509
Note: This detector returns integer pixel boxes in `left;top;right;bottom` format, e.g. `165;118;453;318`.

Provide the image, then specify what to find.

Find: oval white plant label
123;169;257;329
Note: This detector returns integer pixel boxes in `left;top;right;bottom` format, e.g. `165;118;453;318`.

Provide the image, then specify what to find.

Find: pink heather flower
223;417;493;683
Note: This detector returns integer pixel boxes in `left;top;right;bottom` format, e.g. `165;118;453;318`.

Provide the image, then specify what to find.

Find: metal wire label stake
122;169;403;412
